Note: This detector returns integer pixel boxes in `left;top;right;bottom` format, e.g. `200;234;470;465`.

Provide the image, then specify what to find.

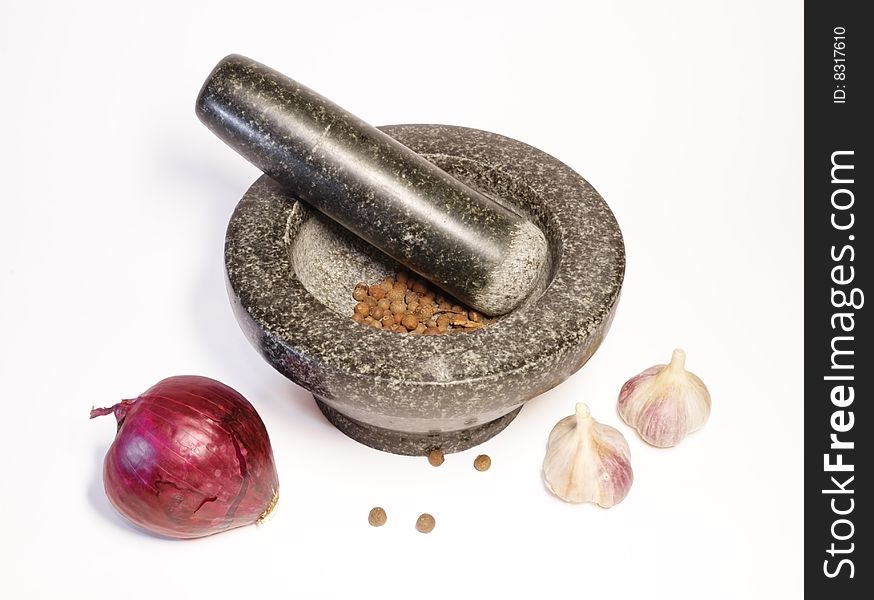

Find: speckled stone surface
225;124;625;455
198;55;546;316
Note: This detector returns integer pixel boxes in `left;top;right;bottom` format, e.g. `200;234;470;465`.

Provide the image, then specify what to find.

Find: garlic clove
543;403;633;507
618;348;711;447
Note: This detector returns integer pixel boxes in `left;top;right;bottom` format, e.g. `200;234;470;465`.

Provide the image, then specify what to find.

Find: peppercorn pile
351;272;486;334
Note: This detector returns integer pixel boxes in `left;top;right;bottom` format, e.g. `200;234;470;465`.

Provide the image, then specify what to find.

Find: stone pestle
195;54;547;316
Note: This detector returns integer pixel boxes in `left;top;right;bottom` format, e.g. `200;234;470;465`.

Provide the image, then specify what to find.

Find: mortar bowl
225;124;624;455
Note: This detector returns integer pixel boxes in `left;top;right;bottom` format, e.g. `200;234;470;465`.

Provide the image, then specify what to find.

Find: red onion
91;375;279;539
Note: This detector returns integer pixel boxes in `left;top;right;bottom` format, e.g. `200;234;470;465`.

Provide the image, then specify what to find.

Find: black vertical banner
805;1;871;596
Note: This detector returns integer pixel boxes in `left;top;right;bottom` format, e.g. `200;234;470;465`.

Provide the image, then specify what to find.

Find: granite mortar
225;124;625;455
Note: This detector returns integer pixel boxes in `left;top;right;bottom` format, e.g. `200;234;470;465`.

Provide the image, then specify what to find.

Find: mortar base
314;397;522;456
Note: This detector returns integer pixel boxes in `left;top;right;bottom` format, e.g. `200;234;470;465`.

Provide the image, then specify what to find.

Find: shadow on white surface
150;121;248;206
187;257;334;431
160;144;338;433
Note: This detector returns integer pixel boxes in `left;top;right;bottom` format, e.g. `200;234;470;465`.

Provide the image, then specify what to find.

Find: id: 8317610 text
833;26;847;104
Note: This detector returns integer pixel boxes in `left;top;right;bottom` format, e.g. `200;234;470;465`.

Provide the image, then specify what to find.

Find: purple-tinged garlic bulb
543;403;633;507
618;349;711;448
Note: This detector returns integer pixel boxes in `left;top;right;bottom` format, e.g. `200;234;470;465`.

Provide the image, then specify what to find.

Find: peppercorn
386;288;405;302
370;306;384;320
401;314;419;331
389;300;407;315
412;281;427;294
415;513;436;534
352;285;368;302
474;454;491;471
354;302;370;317
396;271;410;285
369;285;386;300
427;448;444;467
368;507;387;527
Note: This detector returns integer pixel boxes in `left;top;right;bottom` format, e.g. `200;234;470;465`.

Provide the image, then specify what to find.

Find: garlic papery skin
543;403;633;507
618;348;711;448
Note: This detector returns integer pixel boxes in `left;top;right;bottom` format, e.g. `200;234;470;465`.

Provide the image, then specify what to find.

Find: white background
0;1;802;598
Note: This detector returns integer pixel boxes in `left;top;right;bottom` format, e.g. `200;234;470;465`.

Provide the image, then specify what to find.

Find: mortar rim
225;124;624;389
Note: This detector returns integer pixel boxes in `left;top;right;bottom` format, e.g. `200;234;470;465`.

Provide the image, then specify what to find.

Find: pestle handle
196;54;546;316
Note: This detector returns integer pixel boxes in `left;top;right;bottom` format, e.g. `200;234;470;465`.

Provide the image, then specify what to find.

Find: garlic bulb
542;403;633;507
618;348;711;447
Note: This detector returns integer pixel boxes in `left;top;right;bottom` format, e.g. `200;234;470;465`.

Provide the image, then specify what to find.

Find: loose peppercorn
415;513;436;533
474;454;491;472
427;448;444;467
368;507;387;527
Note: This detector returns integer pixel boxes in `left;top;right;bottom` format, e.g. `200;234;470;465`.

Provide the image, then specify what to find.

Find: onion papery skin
92;376;279;539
